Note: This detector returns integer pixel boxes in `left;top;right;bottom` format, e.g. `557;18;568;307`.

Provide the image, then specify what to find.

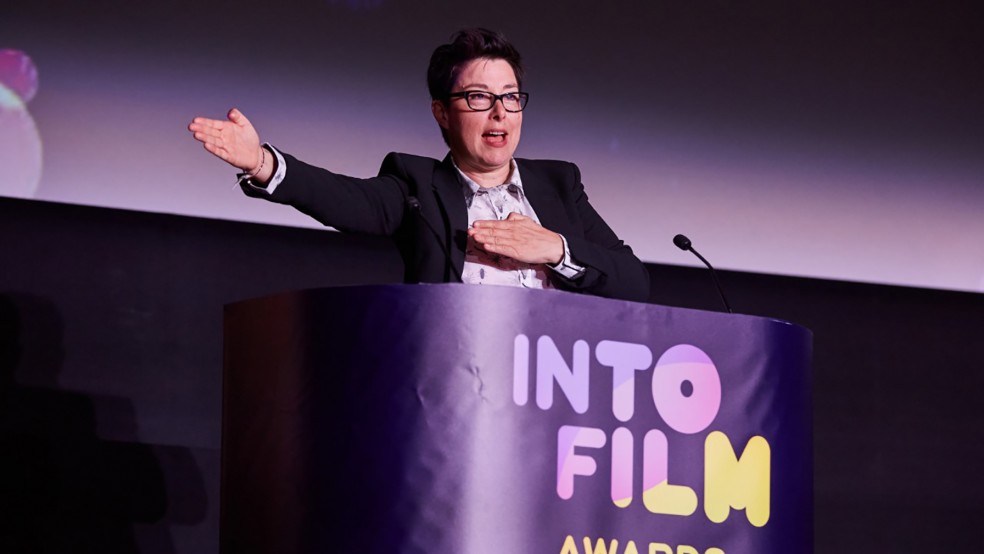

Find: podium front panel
223;284;812;554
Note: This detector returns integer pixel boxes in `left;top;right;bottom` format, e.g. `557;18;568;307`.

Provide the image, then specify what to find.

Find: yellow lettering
641;430;698;515
584;537;619;554
642;481;698;516
704;431;771;527
564;536;725;554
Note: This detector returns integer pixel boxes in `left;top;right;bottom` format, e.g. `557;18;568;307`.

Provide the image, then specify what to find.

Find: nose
489;98;507;120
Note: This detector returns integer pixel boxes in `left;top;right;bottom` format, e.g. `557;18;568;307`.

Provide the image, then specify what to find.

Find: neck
456;159;512;189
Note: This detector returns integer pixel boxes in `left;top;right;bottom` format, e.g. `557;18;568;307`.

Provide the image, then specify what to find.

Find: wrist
548;234;586;279
548;233;564;265
247;146;266;178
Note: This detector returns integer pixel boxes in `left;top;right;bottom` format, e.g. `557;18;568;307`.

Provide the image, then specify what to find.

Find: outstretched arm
188;108;273;184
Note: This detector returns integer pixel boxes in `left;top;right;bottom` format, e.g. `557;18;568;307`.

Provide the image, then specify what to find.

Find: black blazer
249;150;650;302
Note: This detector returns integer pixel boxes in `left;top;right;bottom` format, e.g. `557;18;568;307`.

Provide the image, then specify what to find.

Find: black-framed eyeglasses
447;90;530;112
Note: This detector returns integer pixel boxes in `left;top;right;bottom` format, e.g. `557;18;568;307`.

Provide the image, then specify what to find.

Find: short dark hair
427;28;525;101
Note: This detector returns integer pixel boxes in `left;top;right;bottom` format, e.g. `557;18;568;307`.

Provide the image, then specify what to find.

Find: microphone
672;234;733;314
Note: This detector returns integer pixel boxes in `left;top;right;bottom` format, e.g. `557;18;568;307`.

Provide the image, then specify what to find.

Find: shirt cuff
548;234;586;280
237;143;287;194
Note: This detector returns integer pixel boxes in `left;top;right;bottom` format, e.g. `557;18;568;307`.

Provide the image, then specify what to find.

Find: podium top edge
224;283;812;335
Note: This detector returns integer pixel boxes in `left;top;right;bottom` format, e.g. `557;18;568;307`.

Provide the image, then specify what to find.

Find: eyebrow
458;83;520;91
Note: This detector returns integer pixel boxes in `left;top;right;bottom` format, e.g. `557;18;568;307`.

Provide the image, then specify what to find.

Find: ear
431;99;449;129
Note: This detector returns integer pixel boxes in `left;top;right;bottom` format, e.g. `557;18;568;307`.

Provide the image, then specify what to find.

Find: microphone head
406;196;421;211
673;234;692;251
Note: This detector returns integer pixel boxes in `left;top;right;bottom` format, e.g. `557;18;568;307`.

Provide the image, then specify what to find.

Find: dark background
2;195;982;552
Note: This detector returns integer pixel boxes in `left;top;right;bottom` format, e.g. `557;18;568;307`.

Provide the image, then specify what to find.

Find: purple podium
222;284;812;553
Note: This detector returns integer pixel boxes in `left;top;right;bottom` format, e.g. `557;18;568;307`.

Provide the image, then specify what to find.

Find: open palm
188;108;261;172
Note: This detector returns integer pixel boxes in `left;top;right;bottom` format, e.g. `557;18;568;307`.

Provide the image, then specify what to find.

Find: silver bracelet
248;147;266;178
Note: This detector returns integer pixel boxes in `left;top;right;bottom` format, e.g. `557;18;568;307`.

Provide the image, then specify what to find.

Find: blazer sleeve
550;163;651;303
241;150;412;236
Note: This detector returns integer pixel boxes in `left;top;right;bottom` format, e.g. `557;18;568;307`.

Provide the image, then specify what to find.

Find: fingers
472;212;531;230
189;108;261;171
188;112;237;147
470;232;519;259
470;227;515;245
189;122;225;145
189;108;247;135
469;213;534;245
468;215;563;264
188;118;227;149
201;138;228;156
228;108;255;132
190;118;231;160
202;141;230;163
188;116;225;132
194;132;225;149
469;218;528;251
469;225;525;264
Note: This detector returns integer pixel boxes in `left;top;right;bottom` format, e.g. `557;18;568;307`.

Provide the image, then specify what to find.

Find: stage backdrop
2;0;983;294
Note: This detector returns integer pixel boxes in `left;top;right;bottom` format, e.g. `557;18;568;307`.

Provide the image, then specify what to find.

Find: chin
483;148;515;166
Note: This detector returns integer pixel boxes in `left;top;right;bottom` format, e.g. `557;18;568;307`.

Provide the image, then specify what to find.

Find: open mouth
482;130;507;145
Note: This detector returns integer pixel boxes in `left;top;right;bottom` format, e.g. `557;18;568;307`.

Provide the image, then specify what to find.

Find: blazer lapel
431;154;467;281
517;159;572;237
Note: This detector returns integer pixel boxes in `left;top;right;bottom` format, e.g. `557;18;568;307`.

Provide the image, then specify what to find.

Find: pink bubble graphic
0;49;39;103
611;427;633;507
651;344;721;434
556;425;605;500
0;50;43;198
